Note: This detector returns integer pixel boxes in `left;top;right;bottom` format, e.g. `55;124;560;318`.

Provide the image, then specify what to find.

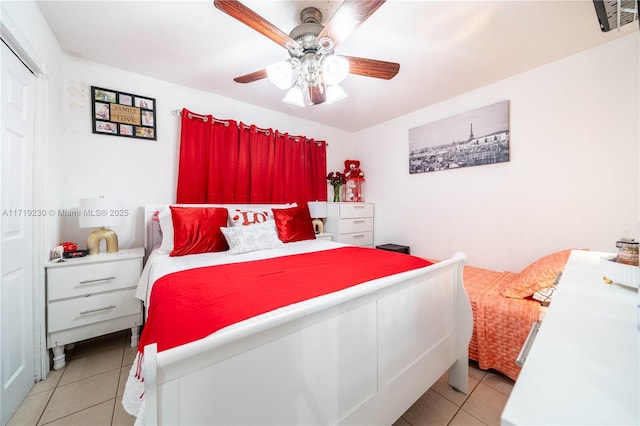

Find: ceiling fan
214;0;400;107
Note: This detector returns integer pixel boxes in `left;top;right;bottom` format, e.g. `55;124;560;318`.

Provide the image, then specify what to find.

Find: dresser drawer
339;203;374;219
339;217;374;234
337;231;374;247
47;258;141;301
47;288;141;332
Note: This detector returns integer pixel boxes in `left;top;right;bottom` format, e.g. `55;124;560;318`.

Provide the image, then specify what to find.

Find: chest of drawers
45;248;144;370
325;203;374;247
501;250;639;425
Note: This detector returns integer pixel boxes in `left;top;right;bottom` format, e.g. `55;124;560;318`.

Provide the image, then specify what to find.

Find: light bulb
322;55;349;86
267;60;293;90
325;85;348;104
283;86;305;107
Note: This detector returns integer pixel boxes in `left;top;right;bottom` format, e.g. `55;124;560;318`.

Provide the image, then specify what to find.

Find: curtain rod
172;109;327;146
172;110;235;128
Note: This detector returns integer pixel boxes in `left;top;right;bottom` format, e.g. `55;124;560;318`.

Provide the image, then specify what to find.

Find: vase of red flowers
327;171;346;202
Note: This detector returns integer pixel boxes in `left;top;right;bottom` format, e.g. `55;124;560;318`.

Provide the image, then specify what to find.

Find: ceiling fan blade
318;0;386;49
345;56;400;80
309;85;327;105
233;69;268;83
214;0;299;50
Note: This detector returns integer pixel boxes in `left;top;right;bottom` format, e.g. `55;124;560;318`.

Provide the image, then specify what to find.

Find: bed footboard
143;252;472;425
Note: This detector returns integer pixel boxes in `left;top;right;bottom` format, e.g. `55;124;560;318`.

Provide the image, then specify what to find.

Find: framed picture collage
91;86;157;140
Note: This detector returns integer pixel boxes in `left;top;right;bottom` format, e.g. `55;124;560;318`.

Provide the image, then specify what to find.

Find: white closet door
1;40;35;425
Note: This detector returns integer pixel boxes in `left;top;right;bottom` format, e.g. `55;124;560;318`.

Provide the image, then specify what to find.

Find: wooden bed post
448;252;473;394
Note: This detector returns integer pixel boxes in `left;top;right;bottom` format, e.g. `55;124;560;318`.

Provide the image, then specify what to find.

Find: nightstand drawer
337;231;374;246
339;203;374;219
47;288;140;332
48;259;141;301
339;217;373;233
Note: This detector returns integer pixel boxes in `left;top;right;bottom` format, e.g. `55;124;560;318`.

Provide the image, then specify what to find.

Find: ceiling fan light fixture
283;85;305;107
267;59;294;90
325;85;348;105
322;55;350;86
217;1;400;108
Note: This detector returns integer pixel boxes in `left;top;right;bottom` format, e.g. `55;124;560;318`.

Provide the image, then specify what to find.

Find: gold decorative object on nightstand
86;227;119;254
79;197;124;255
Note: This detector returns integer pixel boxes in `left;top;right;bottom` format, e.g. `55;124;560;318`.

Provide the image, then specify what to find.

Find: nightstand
315;233;333;241
376;244;410;254
45;248;144;370
325;202;374;247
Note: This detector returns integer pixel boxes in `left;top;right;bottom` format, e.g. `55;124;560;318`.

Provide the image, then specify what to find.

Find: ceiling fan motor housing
300;7;322;25
288;7;332;56
286;6;339;91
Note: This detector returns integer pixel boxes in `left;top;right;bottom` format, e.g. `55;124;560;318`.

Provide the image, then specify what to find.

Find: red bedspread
138;247;432;354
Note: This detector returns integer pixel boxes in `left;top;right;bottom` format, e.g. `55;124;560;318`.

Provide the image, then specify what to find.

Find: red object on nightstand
59;242;77;252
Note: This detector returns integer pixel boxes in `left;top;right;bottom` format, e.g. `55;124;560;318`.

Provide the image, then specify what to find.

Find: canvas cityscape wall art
409;100;509;174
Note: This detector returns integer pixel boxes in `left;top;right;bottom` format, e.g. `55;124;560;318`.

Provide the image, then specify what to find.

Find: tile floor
8;331;137;426
9;331;514;425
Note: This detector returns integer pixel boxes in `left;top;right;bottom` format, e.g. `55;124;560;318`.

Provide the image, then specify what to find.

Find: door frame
1;7;49;381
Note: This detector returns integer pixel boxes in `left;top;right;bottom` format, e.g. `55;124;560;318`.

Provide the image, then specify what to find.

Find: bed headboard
144;203;295;253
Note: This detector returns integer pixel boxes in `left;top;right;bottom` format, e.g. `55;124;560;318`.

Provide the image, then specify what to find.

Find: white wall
353;34;639;272
59;57;352;249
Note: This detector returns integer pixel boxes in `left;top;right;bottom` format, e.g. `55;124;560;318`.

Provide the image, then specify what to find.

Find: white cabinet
501;250;639;425
45;248;144;370
325;203;374;247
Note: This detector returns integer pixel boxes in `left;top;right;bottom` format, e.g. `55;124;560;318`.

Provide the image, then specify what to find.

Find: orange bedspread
463;265;540;380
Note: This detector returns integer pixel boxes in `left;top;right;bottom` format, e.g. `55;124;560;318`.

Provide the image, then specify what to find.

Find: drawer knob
79;305;116;315
353;234;365;239
79;276;116;285
353;220;365;224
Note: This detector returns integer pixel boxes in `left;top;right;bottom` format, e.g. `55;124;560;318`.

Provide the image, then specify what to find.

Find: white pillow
220;221;284;255
157;207;174;254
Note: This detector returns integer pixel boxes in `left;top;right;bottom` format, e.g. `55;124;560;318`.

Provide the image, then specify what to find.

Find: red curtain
176;109;327;204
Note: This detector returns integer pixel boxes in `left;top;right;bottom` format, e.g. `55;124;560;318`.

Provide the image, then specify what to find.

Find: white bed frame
140;204;473;425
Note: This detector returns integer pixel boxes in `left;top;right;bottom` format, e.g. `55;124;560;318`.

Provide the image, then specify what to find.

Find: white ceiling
36;0;637;132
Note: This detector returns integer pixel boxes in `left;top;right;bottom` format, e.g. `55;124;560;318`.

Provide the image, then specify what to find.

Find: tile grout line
35;356;71;426
40;334;128;426
34;364;64;426
447;406;488;426
34;386;56;426
111;337;129;425
439;376;483;426
38;400;117;426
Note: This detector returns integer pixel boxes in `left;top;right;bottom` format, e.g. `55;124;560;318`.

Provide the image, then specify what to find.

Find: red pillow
170;206;229;256
271;204;316;243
